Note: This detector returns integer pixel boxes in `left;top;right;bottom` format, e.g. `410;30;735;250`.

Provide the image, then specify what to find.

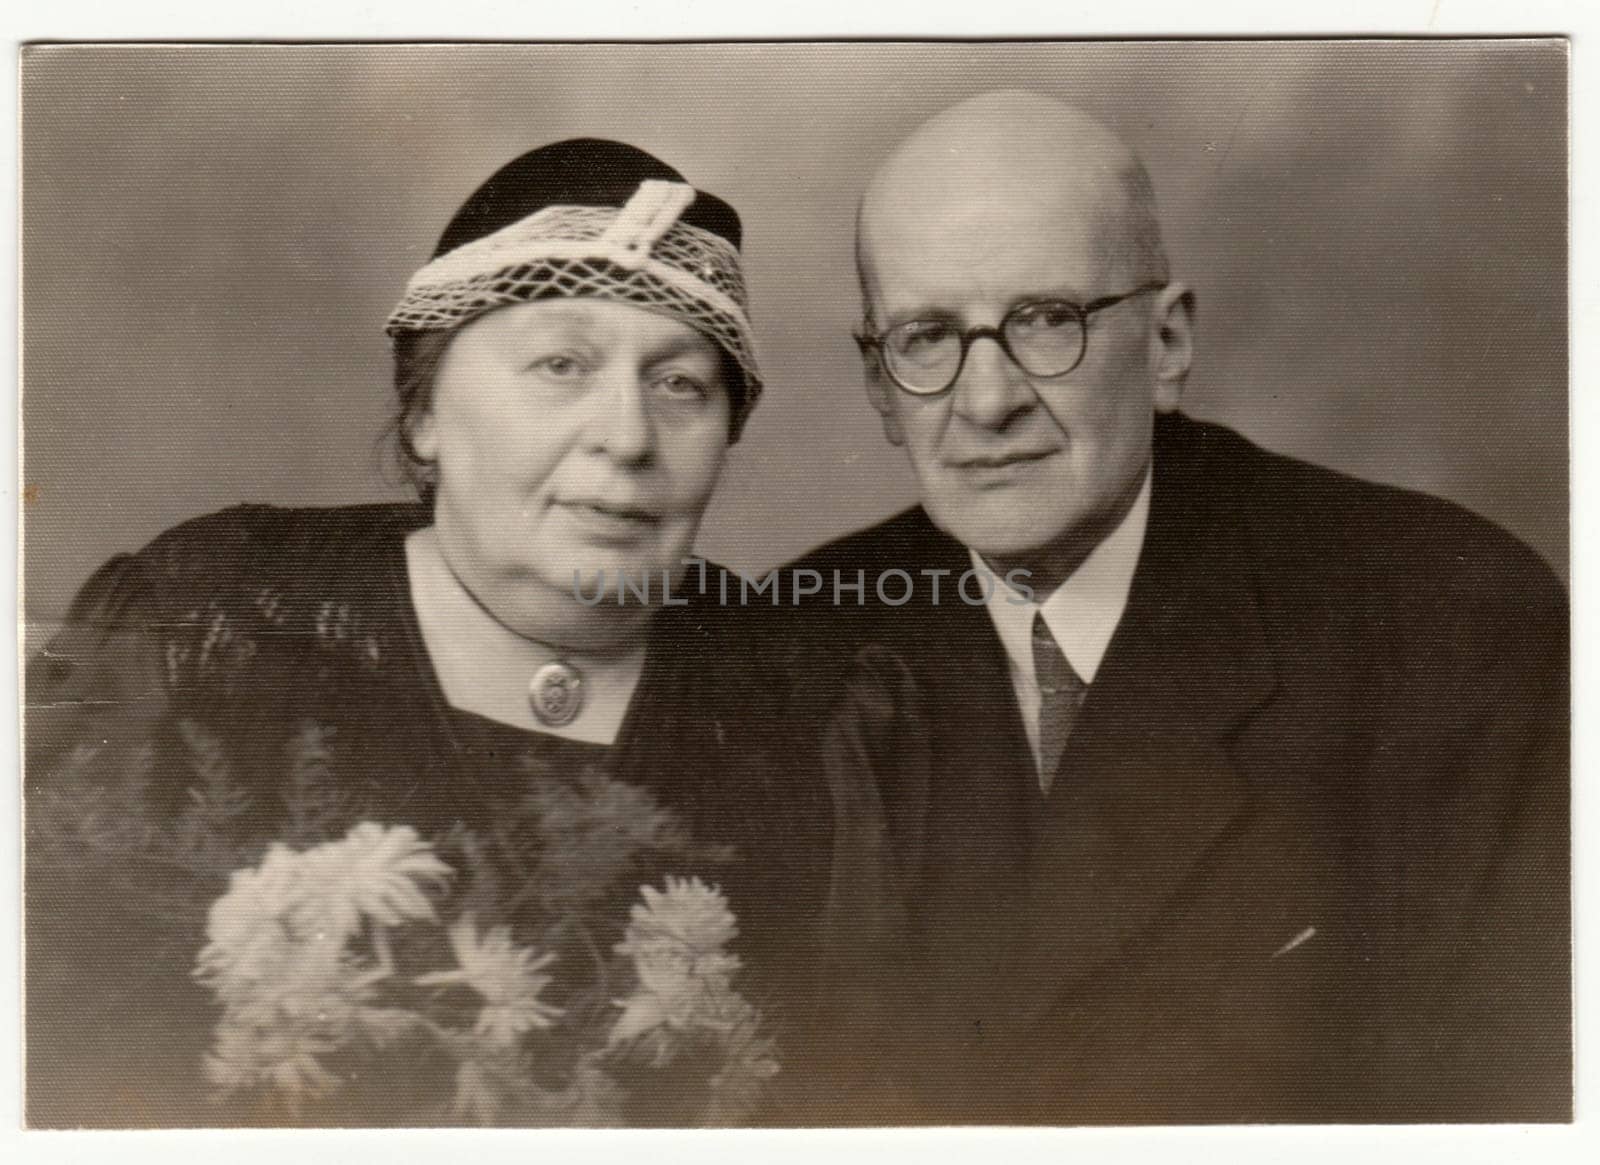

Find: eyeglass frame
853;281;1169;396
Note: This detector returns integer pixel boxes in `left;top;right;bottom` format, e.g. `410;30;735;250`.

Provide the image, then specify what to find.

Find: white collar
969;465;1152;688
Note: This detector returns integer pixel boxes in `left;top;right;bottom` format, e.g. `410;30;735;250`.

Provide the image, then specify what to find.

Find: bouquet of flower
193;824;777;1126
29;717;780;1127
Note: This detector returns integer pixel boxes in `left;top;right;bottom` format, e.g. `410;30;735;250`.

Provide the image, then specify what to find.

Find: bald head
857;91;1168;327
851;92;1194;591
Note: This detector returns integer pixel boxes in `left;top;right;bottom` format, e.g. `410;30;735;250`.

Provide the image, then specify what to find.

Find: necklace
528;660;585;728
436;552;587;728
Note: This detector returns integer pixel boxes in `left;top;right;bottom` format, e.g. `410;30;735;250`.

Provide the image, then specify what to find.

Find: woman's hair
389;323;749;509
390;328;455;507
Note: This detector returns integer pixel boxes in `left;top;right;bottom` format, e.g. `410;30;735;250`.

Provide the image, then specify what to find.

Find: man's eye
891;321;953;355
1012;302;1078;331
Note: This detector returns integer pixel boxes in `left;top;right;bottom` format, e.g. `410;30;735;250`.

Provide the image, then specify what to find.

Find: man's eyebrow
882;288;1095;328
880;303;963;328
1005;286;1094;307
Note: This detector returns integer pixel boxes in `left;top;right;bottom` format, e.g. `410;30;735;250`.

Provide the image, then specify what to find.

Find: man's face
414;298;732;602
862;184;1170;570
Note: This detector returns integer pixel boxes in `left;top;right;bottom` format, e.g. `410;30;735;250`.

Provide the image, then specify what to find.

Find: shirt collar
970;464;1152;687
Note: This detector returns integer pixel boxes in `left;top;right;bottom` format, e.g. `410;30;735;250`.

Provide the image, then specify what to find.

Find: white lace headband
386;179;763;426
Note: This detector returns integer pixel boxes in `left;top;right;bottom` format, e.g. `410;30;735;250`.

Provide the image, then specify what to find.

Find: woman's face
413;298;733;612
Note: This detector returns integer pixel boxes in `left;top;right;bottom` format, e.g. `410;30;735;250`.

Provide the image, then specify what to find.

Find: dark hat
387;138;762;434
430;138;742;258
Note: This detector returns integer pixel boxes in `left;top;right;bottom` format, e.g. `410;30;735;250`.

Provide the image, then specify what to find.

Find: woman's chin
553;549;690;606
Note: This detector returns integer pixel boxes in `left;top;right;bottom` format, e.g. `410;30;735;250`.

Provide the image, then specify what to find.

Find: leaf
281;720;348;846
700;1016;781;1127
446;1045;537;1127
520;767;693;914
170;718;253;873
452;1059;503;1126
559;1062;627;1128
31;739;161;865
442;825;507;928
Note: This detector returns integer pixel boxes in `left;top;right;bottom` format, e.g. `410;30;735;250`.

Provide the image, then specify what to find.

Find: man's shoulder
785;504;955;577
1163;414;1566;656
1176;415;1560;600
788;412;1562;601
782;413;1565;646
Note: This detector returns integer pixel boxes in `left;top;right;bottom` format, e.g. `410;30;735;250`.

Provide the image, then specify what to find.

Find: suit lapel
1011;416;1279;1018
871;517;1038;963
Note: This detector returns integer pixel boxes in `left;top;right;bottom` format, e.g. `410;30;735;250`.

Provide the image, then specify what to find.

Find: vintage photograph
19;40;1569;1128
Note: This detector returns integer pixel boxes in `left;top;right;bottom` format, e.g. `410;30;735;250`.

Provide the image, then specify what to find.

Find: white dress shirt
969;467;1152;774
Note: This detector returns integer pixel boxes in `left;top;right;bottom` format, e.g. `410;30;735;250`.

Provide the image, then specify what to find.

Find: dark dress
24;502;842;1127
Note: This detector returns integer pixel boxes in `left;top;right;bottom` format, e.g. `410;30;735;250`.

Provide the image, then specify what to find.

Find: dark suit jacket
782;412;1568;1124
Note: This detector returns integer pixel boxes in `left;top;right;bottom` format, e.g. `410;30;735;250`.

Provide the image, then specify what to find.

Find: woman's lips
555;499;661;541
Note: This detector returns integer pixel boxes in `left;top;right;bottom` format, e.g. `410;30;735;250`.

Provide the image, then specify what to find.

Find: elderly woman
25;139;874;1127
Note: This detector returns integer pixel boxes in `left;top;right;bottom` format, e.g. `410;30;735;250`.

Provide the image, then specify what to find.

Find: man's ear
862;355;905;446
1150;283;1196;413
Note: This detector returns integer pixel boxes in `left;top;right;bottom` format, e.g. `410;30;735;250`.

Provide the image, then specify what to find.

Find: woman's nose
586;367;655;465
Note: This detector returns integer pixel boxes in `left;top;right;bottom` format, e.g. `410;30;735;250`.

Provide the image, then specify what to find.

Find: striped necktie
1031;612;1088;794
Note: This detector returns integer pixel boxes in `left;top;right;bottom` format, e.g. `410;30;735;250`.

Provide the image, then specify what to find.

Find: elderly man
787;91;1567;1124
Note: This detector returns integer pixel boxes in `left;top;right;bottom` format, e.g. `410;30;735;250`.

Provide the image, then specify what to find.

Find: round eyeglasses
854;282;1168;396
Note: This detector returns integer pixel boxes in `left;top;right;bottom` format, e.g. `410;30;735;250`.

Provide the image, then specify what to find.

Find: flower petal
609;994;668;1045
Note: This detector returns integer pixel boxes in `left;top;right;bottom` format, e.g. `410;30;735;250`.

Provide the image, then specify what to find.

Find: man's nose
585;367;655;466
951;334;1035;430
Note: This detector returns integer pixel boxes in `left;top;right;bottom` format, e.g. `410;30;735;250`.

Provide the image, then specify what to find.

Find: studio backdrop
20;40;1567;623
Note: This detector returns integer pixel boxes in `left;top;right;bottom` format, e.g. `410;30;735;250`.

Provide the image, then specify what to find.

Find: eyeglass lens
882;301;1086;392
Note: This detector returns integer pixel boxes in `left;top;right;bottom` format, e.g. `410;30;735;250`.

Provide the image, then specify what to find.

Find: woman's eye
530;354;586;378
655;373;711;400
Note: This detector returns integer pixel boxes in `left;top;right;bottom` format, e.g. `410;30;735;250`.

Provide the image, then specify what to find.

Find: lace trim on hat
385;183;762;420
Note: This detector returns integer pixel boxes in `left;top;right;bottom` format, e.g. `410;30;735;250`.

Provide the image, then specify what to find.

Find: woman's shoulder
37;501;430;709
67;501;424;621
137;501;427;584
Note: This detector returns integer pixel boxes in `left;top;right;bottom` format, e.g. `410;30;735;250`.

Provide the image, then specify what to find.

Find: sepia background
21;40;1568;622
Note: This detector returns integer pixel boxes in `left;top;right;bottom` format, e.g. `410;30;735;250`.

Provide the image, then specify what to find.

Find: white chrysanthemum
200;942;386;1101
196;824;450;1013
609;964;755;1048
297;822;452;942
195;843;309;1000
278;948;380;1023
610;877;750;1048
203;1011;342;1100
623;876;740;957
195;822;457;1107
416;916;563;1046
